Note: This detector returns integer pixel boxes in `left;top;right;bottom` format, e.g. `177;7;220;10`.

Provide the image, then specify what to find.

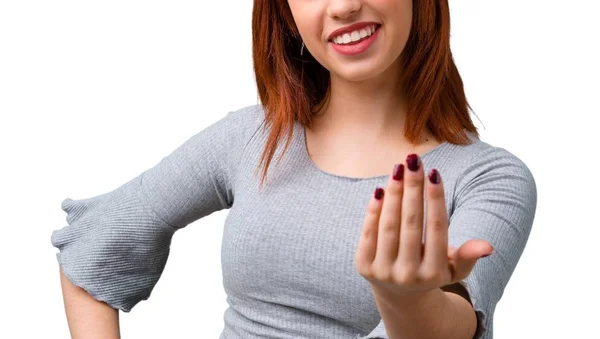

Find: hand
354;153;494;300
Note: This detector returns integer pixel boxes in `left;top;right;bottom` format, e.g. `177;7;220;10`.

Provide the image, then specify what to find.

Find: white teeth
332;25;377;45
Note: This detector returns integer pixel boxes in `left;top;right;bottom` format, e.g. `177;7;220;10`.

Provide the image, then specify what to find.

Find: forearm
59;266;121;339
373;288;476;339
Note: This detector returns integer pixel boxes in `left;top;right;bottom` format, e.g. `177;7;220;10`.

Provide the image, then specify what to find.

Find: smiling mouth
328;24;382;45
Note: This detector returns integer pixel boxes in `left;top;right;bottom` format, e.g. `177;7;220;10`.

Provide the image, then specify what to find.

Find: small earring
300;42;305;56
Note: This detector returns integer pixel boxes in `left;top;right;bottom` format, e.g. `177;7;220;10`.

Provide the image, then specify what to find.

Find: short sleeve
447;146;537;338
50;105;264;312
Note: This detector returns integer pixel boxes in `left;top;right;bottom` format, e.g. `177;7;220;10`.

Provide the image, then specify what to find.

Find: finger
398;153;425;270
447;246;458;259
450;240;494;281
373;163;405;265
355;187;385;272
422;168;449;275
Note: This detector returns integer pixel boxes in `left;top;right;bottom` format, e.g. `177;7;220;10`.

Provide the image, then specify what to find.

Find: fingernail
392;163;404;181
428;169;440;184
406;153;420;172
374;187;384;200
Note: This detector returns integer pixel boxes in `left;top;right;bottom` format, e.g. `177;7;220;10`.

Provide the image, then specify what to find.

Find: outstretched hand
354;153;494;300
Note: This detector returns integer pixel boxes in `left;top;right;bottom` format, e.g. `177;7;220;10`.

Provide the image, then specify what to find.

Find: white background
1;1;598;338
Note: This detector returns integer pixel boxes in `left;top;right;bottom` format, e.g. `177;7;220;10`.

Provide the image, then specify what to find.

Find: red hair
252;0;479;190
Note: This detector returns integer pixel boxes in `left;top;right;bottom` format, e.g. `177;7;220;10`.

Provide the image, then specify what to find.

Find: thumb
450;240;494;281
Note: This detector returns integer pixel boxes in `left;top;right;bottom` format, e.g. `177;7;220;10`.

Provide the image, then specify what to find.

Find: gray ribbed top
50;104;537;339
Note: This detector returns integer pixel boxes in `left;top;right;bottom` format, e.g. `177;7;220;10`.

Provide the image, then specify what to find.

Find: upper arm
447;146;538;338
50;105;265;312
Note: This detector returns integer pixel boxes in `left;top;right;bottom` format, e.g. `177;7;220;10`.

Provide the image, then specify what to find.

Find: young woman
51;1;537;338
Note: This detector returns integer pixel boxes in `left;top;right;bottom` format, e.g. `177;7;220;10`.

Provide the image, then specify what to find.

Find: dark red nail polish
392;163;404;181
428;169;440;184
374;187;384;200
406;153;419;172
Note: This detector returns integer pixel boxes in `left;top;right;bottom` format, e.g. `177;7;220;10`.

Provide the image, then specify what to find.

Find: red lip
328;22;380;41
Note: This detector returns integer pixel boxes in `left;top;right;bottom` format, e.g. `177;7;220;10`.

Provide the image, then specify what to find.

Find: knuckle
427;183;444;198
394;265;417;284
420;269;443;283
355;263;373;278
431;188;445;199
380;221;398;233
404;213;421;228
387;182;403;194
372;268;393;282
404;178;422;188
427;219;446;232
354;254;370;270
360;226;373;239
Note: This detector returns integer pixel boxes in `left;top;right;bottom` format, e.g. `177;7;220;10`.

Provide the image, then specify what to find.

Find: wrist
372;286;446;315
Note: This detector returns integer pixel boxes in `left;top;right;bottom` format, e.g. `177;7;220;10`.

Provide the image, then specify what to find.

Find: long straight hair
252;0;479;190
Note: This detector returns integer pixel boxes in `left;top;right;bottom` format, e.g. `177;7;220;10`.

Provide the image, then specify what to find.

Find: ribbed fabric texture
50;104;537;339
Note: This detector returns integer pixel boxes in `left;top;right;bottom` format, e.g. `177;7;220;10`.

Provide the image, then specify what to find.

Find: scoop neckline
296;122;450;181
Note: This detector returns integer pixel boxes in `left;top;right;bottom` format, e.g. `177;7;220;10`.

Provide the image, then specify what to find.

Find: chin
330;62;387;83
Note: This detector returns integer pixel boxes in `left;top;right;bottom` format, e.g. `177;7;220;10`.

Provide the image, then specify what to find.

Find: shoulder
223;103;266;130
449;132;537;207
466;135;535;184
441;131;532;171
196;103;267;151
442;131;535;182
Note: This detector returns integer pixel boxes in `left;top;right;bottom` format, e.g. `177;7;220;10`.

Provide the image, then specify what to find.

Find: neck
311;60;431;148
